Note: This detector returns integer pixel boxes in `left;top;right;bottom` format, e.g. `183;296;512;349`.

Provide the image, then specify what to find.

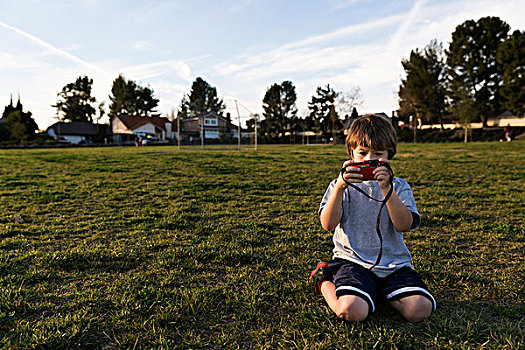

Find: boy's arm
382;189;413;232
320;182;346;231
320;161;362;231
375;160;413;232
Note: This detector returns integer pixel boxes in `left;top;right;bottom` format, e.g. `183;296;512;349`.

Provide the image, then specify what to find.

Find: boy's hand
337;160;363;189
374;158;393;191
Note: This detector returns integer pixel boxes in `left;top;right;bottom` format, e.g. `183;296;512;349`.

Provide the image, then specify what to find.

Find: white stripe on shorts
335;286;375;312
386;287;437;311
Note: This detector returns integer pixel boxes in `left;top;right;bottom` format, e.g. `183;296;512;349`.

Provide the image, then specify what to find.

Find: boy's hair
346;114;397;159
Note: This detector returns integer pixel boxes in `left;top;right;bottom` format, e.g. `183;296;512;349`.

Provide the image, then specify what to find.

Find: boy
311;114;435;322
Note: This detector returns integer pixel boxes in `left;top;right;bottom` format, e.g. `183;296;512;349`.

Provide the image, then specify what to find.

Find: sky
1;0;524;130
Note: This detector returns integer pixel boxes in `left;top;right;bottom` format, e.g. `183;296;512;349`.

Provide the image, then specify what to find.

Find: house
46;121;111;144
112;115;172;144
487;111;525;127
181;112;239;140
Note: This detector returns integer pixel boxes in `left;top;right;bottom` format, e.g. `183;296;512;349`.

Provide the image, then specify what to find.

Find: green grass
0;142;523;349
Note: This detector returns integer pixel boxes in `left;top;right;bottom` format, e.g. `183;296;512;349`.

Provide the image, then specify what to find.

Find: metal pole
176;109;180;150
201;114;204;149
235;100;241;150
254;114;258;151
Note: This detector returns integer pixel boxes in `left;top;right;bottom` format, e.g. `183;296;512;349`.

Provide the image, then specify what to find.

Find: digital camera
344;159;386;181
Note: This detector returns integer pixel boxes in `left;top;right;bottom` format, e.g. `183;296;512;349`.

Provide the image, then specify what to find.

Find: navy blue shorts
327;258;436;316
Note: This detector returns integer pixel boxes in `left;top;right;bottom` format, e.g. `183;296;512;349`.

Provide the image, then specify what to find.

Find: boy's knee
335;297;369;322
399;296;433;322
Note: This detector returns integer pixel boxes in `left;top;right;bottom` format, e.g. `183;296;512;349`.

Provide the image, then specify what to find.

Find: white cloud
327;0;361;12
120;60;193;83
0;20;110;79
128;41;153;51
386;0;426;52
228;0;255;13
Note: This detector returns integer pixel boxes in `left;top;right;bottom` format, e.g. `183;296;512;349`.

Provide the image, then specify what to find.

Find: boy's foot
310;261;330;293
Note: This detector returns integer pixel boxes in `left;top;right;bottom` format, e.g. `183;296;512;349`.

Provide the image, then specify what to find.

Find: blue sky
1;0;524;129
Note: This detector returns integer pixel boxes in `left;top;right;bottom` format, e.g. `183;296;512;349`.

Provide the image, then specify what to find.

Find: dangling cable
340;163;394;270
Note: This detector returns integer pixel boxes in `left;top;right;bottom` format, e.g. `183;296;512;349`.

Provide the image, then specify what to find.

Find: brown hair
345;114;397;159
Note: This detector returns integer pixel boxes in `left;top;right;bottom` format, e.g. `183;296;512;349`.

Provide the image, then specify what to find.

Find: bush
397;126;524;143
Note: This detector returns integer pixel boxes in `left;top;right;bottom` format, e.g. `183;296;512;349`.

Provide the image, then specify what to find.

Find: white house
112;115;172;144
181;112;239;140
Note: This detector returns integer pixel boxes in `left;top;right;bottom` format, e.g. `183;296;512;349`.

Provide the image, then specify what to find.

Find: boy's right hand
337;160;363;189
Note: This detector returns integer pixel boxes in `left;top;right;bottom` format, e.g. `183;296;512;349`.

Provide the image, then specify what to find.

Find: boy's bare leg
320;281;369;322
320;281;338;312
389;295;432;322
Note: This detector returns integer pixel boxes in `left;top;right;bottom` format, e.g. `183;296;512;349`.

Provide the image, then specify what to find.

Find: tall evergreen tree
397;84;417;125
350;107;359;119
109;74;159;116
179;77;225;117
2;95;17;120
261;80;298;135
497;30;525;116
400;40;447;128
308;84;337;137
447;16;510;126
53;76;97;122
1;97;38;142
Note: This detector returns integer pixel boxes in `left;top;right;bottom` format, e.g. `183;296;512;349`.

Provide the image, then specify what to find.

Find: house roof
497;110;515;118
46;121;109;136
113;114;170;131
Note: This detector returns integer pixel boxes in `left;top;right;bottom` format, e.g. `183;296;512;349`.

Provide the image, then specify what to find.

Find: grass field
0;142;523;349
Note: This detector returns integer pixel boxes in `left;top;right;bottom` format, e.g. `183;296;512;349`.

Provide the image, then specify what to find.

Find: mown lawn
0;142;523;349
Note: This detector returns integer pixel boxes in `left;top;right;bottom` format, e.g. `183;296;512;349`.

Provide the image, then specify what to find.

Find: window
204;118;217;126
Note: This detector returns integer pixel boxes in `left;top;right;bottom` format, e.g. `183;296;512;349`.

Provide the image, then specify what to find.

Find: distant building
181;112;239;140
46;121;111;144
488;111;525;127
343;112;391;131
111;115;172;144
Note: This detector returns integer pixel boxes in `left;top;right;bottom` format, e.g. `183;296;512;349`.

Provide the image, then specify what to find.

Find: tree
53;76;97;122
179;77;225;117
446;16;510;126
109;74;159;116
261;80;298;136
1;96;38;142
497;30;525;116
400;40;447;128
397;84;417;124
0;123;9;141
335;86;363;121
451;87;478;143
397;84;419;143
308;84;337;138
350;107;359;119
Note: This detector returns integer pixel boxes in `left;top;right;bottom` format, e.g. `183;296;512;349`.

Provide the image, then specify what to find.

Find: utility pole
253;113;258;151
176;109;180;150
201;114;204;149
235;100;241;150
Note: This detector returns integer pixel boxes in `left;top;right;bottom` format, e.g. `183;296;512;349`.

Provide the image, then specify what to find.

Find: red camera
345;159;385;181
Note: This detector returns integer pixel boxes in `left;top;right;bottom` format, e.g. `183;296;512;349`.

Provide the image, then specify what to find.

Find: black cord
340;164;394;270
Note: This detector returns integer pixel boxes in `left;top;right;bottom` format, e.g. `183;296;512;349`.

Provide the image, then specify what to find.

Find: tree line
2;16;522;144
398;16;524;131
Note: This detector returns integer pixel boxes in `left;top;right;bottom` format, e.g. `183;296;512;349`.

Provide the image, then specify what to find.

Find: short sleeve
319;179;343;218
395;178;420;230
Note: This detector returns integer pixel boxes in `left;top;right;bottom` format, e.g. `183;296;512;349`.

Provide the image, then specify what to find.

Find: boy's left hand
373;158;393;191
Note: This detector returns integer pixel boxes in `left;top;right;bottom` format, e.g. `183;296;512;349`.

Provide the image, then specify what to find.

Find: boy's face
350;146;388;162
